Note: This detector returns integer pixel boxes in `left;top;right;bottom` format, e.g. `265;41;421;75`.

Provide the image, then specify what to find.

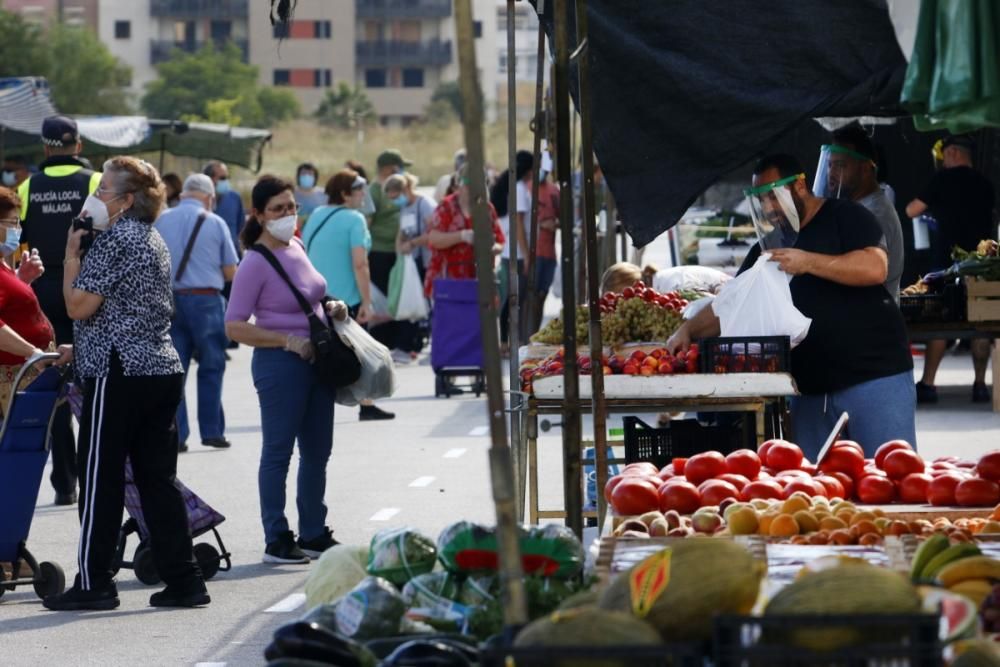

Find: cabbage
304;544;369;610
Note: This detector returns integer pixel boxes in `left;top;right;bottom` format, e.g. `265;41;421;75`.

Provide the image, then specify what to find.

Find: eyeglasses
0;217;20;227
265;202;298;215
95;185;121;197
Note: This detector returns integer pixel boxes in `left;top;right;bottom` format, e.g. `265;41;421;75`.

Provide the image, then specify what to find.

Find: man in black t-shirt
668;154;915;461
906;135;997;404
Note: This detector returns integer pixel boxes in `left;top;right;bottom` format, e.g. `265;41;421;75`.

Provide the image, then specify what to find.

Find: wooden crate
965;277;1000;322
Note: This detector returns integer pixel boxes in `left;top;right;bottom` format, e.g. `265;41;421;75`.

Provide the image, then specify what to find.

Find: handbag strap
250;243;326;324
175;211;207;282
304;207;343;254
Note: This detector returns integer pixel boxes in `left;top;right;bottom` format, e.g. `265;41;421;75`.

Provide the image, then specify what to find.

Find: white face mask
80;194;121;231
266;215;297;243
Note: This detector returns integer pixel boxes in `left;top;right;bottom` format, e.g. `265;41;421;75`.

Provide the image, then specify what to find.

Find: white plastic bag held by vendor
711;253;811;347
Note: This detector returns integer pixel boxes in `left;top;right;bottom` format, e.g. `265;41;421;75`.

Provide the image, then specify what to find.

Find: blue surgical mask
1;171;16;187
215;179;232;195
298;173;316;190
392;194;408;208
1;227;21;256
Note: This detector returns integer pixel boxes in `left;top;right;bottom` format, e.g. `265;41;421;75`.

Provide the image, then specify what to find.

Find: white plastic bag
711;253;811;347
369;285;392;325
333;318;396;405
393;254;429;322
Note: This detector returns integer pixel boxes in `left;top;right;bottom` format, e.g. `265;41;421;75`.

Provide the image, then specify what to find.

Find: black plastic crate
714;613;942;667
623;416;745;468
481;643;704;667
900;282;966;323
698;336;791;374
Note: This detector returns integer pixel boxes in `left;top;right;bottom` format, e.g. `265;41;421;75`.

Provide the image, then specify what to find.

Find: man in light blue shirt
155;174;239;451
202;160;245;257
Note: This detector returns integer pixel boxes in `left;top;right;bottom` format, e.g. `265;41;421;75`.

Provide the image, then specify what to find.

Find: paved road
2;343;998;665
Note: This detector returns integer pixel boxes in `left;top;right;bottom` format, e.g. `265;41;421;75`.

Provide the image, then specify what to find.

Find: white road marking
195;663;227;667
468;425;489;436
264;593;306;613
370;507;400;521
443;448;467;458
409;476;435;487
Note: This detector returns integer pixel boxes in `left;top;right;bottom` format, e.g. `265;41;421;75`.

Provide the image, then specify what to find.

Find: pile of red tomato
605;440;1000;517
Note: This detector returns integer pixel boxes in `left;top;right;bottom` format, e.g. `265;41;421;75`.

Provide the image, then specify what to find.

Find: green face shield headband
813;144;878;200
744;173;804;251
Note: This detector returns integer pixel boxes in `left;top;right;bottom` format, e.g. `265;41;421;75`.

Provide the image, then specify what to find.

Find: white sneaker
391;349;412;365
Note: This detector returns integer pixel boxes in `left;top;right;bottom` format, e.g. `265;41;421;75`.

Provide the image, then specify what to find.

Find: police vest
20;163;99;280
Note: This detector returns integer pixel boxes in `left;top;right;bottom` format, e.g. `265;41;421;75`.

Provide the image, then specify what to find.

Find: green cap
376;149;412;169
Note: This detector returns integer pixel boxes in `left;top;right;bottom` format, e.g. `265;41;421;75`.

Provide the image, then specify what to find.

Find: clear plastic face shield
812;144;876;200
354;175;376;215
744;173;805;251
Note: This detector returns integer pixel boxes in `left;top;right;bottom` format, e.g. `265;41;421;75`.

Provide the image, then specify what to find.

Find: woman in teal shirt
302;169;394;421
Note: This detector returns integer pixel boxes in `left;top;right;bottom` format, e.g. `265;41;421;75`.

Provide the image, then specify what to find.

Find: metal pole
574;0;608;531
454;0;528;626
525;21;547;338
504;0;524;526
603;188;617;271
553;0;584;538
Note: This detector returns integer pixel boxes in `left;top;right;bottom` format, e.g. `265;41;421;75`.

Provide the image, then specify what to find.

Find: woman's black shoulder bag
251;244;362;389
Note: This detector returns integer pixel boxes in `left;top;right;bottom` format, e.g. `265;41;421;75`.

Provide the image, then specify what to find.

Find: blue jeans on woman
251;347;335;545
171;292;229;445
790;370;917;461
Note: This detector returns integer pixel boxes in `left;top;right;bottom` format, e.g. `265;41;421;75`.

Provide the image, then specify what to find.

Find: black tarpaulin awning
534;0;908;246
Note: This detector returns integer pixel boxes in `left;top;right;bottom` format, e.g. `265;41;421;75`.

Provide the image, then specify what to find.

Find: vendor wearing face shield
813;125;904;302
668;154;914;461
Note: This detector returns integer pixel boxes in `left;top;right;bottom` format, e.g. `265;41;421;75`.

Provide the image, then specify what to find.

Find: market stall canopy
901;0;1000;133
533;0;907;246
0;77;271;170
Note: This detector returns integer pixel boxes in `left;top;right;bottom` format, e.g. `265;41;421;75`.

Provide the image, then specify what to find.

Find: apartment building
494;0;542;120
1;0;98;30
99;0;249;102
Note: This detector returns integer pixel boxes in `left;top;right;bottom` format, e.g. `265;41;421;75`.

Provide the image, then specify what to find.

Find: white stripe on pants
78;376;107;591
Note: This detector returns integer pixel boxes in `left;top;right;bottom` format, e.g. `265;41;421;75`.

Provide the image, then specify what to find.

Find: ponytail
240;215;263;250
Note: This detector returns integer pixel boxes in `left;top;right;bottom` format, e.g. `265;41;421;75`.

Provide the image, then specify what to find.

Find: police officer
18;115;100;506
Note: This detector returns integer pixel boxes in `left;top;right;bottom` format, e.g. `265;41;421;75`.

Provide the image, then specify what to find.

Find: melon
920;586;979;643
514;607;661;667
598;540;763;642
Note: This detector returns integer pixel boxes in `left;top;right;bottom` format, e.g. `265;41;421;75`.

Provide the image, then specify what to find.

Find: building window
313;69;333;87
473;20;482;38
114;20;130;39
314;20;332;39
273;69;290;85
211;20;232;41
366;68;387;88
402;68;424;88
273;22;289;38
324;69;332;87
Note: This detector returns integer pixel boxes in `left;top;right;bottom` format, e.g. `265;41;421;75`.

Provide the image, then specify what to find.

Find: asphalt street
2;339;998;665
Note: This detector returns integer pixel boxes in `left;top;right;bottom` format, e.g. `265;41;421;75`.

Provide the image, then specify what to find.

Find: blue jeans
790;370;917;461
536;257;558;295
171;293;228;443
251;347;335;544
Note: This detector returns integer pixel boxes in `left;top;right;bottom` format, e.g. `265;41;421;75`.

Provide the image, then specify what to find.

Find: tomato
672;457;688;475
818;446;866;480
814;475;846;499
716;473;751;492
657;468;676;481
758;439;792;466
741;480;785;501
856;475;896;504
684;451;728;485
976;451;1000;482
955;478;1000;507
767;442;804;471
830;471;856;500
698;479;740;507
624;462;659;477
761;467;778;477
658;480;700;514
875;440;913;469
784;479;825;499
604;474;624;504
927;473;965;506
800;463;818;476
725;449;762;479
775;469;812;480
882;449;925;481
898;472;933;504
832;440;865;456
661;475;689;486
611;477;661;515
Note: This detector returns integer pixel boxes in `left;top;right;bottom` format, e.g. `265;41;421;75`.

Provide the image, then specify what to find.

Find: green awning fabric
901;0;1000;132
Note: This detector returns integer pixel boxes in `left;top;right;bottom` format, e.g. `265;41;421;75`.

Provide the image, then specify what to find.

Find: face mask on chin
266;215;297;243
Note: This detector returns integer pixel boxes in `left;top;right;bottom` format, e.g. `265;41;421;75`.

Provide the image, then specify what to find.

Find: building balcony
356;0;451;19
150;39;249;64
355;39;452;67
150;0;248;19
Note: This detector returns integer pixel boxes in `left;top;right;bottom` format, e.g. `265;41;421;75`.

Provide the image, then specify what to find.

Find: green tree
142;41;299;127
315;82;377;128
0;11;48;78
47;24;132;114
429;80;482;122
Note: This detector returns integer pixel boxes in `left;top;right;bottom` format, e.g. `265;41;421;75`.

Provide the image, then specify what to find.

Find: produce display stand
525;373;796;525
906;319;1000;412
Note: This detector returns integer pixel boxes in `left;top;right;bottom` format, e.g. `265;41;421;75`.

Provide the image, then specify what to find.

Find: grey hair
102;156;166;223
384;174;407;194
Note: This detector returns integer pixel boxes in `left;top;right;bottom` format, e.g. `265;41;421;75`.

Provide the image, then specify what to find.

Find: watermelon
920;586;979;643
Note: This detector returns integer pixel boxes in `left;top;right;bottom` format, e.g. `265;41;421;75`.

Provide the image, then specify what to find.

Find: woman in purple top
225;175;348;565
